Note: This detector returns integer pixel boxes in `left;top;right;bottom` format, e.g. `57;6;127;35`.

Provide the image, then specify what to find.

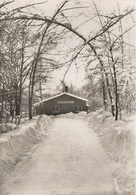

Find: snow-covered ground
1;114;116;195
0;110;135;195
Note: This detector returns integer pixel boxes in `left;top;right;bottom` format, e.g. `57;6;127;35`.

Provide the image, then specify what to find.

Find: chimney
65;86;68;93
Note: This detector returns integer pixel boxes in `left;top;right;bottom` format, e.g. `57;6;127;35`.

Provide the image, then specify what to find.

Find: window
75;106;82;112
53;106;60;113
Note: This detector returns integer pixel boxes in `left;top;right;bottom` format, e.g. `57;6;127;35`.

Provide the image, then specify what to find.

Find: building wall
35;94;88;115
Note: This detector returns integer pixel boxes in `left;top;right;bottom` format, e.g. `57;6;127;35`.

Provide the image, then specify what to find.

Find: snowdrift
0;123;16;134
86;109;135;195
0;115;52;186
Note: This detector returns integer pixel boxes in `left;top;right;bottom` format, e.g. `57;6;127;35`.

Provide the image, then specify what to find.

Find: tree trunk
29;95;33;120
39;78;43;101
14;83;20;116
1;83;4;123
101;74;107;109
29;69;33;120
114;71;119;121
110;48;119;121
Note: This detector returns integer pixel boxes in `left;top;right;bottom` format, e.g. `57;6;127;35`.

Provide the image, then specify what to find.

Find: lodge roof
34;92;88;107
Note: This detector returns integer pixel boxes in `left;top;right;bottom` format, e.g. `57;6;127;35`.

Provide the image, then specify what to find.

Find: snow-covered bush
0;115;52;186
5;123;16;131
0;123;17;134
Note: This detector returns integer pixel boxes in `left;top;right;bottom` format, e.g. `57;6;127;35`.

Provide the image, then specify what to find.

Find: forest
0;0;135;125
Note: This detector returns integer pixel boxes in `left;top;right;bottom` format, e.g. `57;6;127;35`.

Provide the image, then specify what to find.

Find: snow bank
0;123;17;134
55;111;87;119
86;109;135;195
0;115;52;186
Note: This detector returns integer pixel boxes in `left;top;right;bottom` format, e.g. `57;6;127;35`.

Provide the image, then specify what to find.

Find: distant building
34;92;89;116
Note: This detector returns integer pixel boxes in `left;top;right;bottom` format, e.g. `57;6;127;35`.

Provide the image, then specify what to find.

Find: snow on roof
34;92;88;107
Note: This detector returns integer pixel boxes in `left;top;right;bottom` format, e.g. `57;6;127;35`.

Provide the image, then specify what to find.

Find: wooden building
34;92;89;116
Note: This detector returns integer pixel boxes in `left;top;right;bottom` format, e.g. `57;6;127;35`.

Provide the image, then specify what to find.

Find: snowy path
2;118;115;195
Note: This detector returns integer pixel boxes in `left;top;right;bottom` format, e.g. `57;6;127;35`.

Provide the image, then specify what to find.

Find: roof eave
34;92;88;106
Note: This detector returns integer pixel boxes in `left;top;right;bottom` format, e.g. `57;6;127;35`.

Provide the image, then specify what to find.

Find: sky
10;0;135;14
4;0;136;92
